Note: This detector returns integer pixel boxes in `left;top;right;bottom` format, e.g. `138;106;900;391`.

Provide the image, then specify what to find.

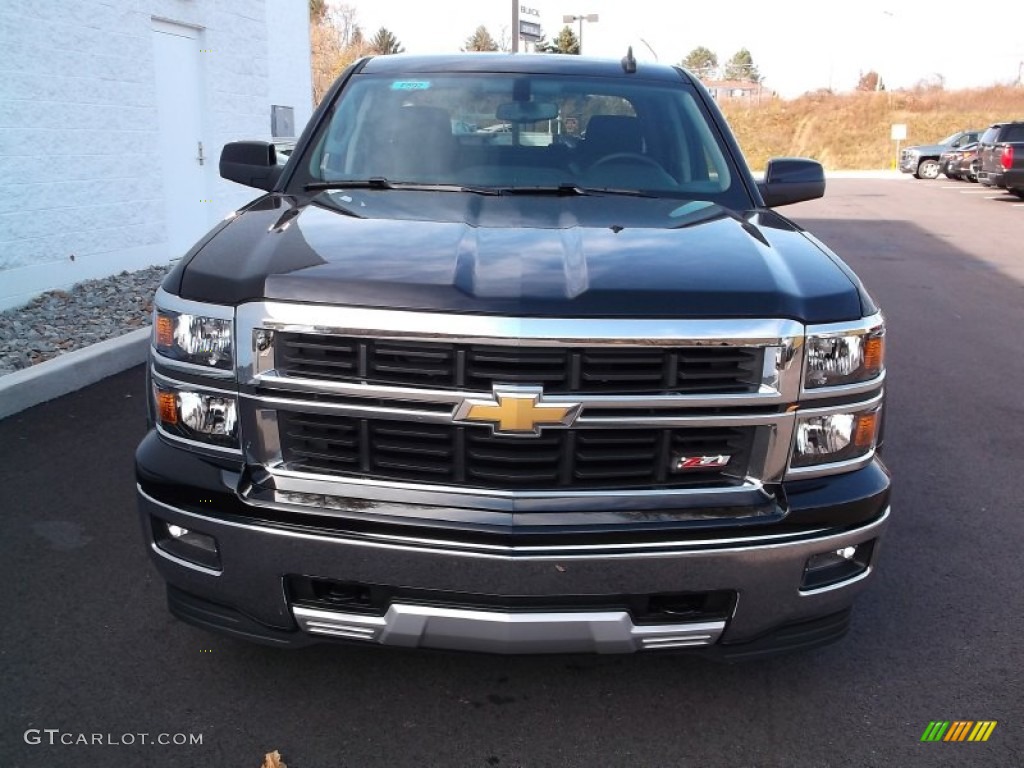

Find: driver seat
581;115;644;166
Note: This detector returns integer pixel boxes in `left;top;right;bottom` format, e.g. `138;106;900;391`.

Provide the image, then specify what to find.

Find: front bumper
898;155;920;173
136;433;891;656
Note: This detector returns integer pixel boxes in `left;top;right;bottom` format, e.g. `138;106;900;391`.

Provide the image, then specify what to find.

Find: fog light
153;516;221;571
801;540;875;591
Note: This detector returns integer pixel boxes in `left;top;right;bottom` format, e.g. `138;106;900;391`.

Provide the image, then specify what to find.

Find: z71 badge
673;455;732;471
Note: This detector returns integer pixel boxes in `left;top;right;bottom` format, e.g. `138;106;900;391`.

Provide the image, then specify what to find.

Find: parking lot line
960;190;994;194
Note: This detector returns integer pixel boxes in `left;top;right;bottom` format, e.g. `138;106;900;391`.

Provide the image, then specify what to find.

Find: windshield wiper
497;184;656;198
496;184;591;196
305;178;499;195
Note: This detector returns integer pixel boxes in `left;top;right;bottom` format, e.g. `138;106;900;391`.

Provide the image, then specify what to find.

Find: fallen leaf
261;750;288;768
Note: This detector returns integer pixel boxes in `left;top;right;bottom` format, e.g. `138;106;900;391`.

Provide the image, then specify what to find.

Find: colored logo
921;721;997;742
455;387;579;436
674;454;731;471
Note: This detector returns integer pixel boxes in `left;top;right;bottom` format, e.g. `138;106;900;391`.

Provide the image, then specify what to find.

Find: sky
337;0;1024;98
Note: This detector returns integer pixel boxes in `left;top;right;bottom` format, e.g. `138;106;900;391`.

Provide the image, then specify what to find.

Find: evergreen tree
539;26;580;55
463;25;499;52
369;26;404;55
724;48;760;82
681;46;718;80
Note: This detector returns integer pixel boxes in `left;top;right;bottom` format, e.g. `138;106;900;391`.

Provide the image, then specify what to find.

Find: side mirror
758;158;825;207
219;141;283;191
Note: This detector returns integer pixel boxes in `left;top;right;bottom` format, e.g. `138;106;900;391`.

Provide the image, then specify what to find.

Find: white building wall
0;0;311;310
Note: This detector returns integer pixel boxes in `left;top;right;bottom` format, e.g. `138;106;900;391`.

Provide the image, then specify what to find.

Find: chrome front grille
236;303;806;502
278;410;755;490
274;333;765;395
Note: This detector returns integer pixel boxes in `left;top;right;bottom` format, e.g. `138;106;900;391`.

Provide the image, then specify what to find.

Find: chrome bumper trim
292;604;726;654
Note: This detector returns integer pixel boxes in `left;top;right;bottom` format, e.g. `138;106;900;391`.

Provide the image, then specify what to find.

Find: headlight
154;384;239;448
791;406;880;469
154;310;233;370
804;325;884;389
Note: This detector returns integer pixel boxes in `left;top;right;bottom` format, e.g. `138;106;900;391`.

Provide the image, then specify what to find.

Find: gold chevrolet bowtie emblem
455;388;580;436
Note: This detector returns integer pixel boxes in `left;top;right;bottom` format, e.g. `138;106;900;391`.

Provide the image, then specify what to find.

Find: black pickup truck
137;53;890;658
977;121;1024;196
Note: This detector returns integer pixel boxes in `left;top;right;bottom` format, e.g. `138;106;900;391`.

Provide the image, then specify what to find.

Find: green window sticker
391;80;431;91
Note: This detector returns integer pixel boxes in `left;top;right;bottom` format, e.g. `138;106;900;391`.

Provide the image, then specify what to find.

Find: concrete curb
824;170;905;180
0;327;150;420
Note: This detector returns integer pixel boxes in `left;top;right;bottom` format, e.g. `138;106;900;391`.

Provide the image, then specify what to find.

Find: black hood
176;191;866;322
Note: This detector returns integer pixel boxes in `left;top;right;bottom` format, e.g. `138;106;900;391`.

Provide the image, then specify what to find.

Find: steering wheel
589;152;664;171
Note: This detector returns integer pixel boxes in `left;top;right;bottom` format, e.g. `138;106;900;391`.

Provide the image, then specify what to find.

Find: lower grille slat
278;412;754;491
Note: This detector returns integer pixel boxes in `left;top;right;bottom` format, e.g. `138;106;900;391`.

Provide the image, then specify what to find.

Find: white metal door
152;21;207;257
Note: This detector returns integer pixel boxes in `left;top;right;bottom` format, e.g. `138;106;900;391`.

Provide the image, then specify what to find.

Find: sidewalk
0;328;150;421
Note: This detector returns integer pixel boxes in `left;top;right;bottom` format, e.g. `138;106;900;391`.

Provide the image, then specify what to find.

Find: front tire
917;159;941;179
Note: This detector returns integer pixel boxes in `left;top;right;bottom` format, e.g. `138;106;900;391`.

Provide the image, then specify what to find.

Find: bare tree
856;70;881;91
310;4;368;105
496;24;511;53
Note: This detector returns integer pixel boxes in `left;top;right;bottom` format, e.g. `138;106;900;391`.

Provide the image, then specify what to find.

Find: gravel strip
0;265;171;376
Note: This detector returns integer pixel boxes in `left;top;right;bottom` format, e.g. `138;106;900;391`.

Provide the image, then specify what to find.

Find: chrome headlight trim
801;313;885;397
152;287;236;377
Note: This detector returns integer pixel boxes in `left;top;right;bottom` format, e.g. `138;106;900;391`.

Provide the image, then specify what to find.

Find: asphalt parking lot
1;179;1022;768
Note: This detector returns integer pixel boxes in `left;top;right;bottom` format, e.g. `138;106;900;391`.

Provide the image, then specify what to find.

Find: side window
1003;125;1024;143
980;127;1000;145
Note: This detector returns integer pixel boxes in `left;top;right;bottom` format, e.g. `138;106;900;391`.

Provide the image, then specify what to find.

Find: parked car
899;130;981;179
146;53;890;658
977;121;1024;196
941;142;979;182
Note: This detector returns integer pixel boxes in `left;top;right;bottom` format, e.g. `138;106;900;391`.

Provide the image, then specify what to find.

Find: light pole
562;13;598;54
512;1;519;53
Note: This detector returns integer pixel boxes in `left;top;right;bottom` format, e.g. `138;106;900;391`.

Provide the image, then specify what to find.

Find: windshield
299;72;748;207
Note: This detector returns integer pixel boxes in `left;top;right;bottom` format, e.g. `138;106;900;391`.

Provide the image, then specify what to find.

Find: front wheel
917;159;941;179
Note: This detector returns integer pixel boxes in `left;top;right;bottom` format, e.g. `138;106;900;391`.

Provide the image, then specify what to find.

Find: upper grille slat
273;334;763;395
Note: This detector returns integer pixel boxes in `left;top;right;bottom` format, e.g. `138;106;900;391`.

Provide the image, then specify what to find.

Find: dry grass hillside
720;86;1024;171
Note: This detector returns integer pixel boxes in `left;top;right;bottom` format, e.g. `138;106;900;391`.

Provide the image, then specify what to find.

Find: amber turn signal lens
864;335;884;376
157;391;178;425
853;411;878;449
155;314;175;349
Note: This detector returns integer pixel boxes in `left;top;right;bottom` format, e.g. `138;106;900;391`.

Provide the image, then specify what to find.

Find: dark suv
977;121;1024;195
137;53;890;658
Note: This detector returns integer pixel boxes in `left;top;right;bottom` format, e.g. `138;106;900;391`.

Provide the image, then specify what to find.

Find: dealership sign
520;5;542;41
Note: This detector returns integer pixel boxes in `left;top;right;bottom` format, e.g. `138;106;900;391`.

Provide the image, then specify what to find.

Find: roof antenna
621;46;637;73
